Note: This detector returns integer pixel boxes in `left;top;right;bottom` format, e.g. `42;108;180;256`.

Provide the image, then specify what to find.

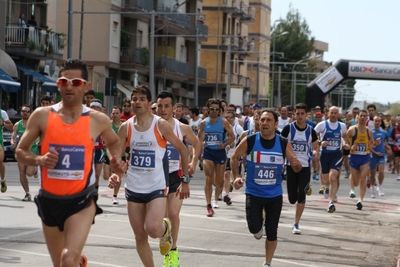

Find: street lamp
271;31;288;107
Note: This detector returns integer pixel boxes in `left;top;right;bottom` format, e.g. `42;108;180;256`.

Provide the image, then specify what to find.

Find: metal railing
197;23;208;36
120;47;150;65
5;24;65;54
221;73;238;84
122;0;153;11
156;4;190;29
190;66;207;79
156;56;189;76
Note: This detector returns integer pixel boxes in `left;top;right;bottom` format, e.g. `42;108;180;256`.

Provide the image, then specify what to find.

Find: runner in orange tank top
15;59;127;267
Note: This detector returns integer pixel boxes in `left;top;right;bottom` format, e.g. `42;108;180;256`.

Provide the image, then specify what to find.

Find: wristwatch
181;175;190;184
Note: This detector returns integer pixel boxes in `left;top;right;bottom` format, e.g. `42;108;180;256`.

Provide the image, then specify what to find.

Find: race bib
205;132;220;146
130;149;156;173
47;144;85;180
291;141;307;153
353;144;367;155
167;144;180;162
326;139;340;150
254;163;277;185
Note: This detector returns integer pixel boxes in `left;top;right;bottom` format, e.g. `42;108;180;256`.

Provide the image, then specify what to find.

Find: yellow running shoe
306;186;312;196
163;254;170;267
1;180;7;193
318;186;325;194
159;218;173;256
169;249;180;267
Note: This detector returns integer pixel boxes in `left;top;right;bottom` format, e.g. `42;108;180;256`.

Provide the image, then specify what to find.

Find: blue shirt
371;128;388;156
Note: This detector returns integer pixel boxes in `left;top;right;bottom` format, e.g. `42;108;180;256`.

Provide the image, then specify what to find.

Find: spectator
27;15;37;27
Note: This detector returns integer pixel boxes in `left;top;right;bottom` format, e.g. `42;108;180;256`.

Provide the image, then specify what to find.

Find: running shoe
0;180;7;193
378;185;385;196
397;175;400;181
169;249;180;267
356;201;363;210
312;173;317;180
229;182;234;192
349;189;356;199
163;254;170;267
212;200;219;208
333;195;338;203
112;196;119;205
327;202;336;213
159;218;173;256
79;254;88;267
292;224;301;234
319;186;325;194
366;179;371;189
218;193;222;201
253;228;263;240
223;194;232;205
206;205;214;217
22;193;31;202
323;187;329;199
306;186;312;196
262;262;272;267
344;172;349;179
371;186;377;198
314;174;320;181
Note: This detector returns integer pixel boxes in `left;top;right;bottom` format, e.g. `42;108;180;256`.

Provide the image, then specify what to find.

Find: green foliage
140;47;150;66
27;39;36;51
120;27;131;48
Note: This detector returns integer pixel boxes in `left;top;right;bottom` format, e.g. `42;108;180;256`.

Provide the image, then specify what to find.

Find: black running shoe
356;201;363;210
327;202;336;213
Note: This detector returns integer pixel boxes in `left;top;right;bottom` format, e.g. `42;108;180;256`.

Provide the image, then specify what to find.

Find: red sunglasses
57;77;87;87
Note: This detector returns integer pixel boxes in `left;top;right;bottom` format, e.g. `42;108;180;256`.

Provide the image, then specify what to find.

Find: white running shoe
112;196;119;205
378;185;385;196
397;175;400;181
323;187;329;199
212;200;219;209
371;186;377;198
253;228;263;240
349;190;356;199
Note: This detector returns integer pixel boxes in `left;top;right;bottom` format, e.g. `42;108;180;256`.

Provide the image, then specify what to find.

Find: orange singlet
40;105;95;196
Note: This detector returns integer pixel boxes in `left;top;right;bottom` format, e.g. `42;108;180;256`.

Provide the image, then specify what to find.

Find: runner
370;116;389;197
89;99;105;189
231;109;301;267
0;107;14;193
15;58;126;267
280;103;319;234
188;107;201;164
197;99;235;217
314;106;347;212
11;104;38;201
347;109;380;210
84;89;95;107
156;91;201;267
108;85;189;267
121;97;134;121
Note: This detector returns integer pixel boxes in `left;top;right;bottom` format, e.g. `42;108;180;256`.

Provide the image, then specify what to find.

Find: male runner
15;59;126;267
89;99;105;189
347;109;380;210
197;99;235;216
11;104;38;201
156;91;201;267
108;85;189;267
0;107;14;193
231;110;301;267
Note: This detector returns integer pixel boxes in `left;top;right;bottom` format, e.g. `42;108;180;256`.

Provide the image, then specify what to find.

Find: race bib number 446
47;144;85;180
254;164;277;185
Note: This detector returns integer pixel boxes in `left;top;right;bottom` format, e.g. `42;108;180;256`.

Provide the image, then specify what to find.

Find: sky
271;0;400;105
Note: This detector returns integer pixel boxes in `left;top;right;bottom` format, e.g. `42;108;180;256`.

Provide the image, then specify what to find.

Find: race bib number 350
47;144;85;180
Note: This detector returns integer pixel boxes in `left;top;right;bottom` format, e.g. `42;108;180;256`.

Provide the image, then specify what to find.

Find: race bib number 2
47;144;85;180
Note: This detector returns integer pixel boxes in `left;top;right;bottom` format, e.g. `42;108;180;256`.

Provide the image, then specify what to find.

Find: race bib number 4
130;149;156;173
47;144;85;180
254;164;277;185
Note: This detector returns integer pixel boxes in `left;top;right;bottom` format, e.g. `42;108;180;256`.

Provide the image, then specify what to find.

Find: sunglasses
21;110;31;113
123;105;131;108
151;107;156;110
57;77;87;87
209;107;220;111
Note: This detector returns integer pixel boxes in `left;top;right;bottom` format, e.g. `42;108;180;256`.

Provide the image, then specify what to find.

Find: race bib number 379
47;144;85;180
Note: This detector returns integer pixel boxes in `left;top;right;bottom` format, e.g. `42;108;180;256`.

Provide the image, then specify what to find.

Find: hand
321;141;328;147
110;155;128;174
351;144;358;151
108;173;121;189
289;155;299;167
225;144;231;151
343;144;350;150
375;152;383;157
234;177;243;190
188;163;195;175
175;182;190;199
40;149;59;169
312;150;320;159
375;138;381;145
218;142;225;149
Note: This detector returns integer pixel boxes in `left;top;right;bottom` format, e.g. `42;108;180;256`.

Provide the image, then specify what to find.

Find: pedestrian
231;109;301;267
15;59;127;267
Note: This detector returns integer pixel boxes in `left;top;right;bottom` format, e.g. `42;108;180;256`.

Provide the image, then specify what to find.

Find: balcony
221;0;240;14
221;73;238;84
188;20;208;42
120;47;150;65
189;66;207;80
240;6;255;22
156;56;189;76
238;75;246;86
5;25;64;60
122;0;153;11
156;4;191;30
238;39;247;51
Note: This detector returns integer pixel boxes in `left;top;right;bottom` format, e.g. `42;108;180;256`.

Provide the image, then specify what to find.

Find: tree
270;4;316;107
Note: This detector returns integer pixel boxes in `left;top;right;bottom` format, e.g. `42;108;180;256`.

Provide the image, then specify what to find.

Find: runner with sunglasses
15;59;127;267
197;99;235;217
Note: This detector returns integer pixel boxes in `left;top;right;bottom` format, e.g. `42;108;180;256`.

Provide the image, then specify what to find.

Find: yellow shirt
350;126;370;155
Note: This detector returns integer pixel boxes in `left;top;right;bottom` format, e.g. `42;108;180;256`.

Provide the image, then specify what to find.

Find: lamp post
271;31;288;106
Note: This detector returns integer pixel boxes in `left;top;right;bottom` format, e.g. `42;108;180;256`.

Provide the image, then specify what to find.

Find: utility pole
67;0;73;58
194;22;199;107
79;0;84;59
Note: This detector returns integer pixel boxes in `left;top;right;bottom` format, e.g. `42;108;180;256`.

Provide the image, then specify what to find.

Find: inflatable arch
305;59;400;109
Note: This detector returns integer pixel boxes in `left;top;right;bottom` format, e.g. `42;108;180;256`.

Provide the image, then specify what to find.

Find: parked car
3;116;21;162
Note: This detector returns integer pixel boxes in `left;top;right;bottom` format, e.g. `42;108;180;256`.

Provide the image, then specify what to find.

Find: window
113;21;118;47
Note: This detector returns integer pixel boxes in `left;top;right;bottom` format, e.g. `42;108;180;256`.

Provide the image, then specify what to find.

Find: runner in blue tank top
231;110;301;267
198;99;235;217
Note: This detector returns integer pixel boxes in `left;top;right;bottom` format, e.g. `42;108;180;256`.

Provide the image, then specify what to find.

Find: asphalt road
1;161;400;267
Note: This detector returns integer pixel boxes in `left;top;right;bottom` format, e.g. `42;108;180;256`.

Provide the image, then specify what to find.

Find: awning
116;84;133;98
14;60;58;93
0;68;20;93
